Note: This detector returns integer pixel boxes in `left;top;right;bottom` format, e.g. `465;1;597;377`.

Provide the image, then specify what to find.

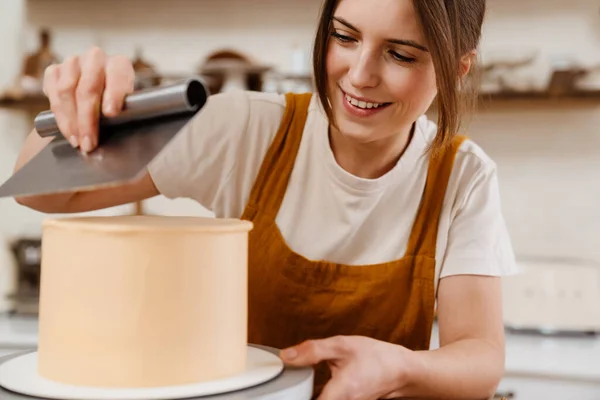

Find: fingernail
281;348;297;360
69;135;79;148
81;136;93;153
105;102;117;115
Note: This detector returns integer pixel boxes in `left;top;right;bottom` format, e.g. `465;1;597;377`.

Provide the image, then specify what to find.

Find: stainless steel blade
0;78;209;199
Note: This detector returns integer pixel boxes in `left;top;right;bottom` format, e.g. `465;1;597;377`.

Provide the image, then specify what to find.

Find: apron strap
245;91;467;260
405;134;468;258
244;92;312;218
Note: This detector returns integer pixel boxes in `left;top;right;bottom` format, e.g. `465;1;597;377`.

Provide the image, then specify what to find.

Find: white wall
1;0;600;265
0;1;26;91
19;0;600;78
482;0;600;64
463;101;600;262
23;0;323;76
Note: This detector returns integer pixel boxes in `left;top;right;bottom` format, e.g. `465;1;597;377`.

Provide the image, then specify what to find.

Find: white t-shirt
147;90;519;292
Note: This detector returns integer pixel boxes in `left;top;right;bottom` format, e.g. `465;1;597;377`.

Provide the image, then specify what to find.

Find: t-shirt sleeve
146;90;286;217
146;90;251;211
439;159;520;279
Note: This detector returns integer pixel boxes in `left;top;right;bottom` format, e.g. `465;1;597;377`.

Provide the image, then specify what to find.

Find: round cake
36;215;253;388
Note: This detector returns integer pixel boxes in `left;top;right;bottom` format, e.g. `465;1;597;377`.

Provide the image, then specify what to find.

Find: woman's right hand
42;46;136;153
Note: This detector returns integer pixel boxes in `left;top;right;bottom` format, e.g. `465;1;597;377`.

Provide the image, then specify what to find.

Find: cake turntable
0;215;314;399
0;345;314;400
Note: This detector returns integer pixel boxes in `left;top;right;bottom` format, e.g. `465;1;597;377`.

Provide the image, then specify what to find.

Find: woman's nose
348;51;380;89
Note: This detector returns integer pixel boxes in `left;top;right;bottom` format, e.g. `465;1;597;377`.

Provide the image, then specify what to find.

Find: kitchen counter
431;324;600;384
1;313;600;384
0;314;37;351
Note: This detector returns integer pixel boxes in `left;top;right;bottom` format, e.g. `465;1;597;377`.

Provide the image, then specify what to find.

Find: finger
76;47;106;153
42;64;60;98
281;336;350;366
52;56;81;147
102;55;135;117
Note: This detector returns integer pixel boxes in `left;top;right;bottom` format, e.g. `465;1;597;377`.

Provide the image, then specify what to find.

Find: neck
328;124;415;179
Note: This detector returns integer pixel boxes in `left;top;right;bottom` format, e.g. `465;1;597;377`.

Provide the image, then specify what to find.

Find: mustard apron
241;93;467;396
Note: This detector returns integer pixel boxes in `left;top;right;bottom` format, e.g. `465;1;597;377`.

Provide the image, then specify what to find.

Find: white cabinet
496;376;600;400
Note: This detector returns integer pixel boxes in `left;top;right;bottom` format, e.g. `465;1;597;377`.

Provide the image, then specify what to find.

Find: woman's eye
330;31;416;64
331;32;355;43
389;51;416;64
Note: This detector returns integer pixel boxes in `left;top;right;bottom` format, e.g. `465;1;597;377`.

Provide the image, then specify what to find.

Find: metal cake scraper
0;77;209;199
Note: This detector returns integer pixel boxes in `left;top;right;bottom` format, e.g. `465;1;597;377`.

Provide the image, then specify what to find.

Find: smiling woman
313;0;484;178
13;0;518;399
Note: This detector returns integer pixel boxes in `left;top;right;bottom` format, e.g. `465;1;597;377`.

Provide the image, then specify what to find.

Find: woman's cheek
326;44;350;77
386;66;436;103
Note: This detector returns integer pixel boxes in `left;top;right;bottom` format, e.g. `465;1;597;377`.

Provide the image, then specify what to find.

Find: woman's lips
340;88;391;118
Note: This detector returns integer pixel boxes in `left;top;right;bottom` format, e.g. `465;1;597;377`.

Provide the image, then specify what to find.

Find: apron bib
240;93;467;396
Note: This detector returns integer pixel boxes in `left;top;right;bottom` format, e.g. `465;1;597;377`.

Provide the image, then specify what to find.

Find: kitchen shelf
0;95;49;113
479;90;600;101
3;89;600;114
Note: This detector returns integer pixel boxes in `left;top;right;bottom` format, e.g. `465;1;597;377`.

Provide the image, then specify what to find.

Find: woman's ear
459;50;477;78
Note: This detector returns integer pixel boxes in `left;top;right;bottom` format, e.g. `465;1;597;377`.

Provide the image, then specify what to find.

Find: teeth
345;94;384;109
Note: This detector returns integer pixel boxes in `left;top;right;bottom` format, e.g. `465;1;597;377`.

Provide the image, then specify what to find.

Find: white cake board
0;346;284;400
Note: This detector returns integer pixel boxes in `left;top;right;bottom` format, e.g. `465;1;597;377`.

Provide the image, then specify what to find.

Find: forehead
333;0;425;42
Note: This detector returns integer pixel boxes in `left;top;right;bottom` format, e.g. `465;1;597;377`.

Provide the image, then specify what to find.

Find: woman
14;0;518;398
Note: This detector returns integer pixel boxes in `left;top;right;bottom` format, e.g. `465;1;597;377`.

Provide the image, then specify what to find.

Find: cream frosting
37;215;252;388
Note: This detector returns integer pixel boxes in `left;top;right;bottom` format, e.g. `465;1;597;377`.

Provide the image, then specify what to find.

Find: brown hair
312;0;486;153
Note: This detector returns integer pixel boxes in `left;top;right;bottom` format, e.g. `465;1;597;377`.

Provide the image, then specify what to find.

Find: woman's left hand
280;335;413;400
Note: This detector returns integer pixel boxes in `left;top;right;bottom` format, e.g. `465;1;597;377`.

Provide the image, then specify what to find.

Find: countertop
431;324;600;384
0;314;38;349
1;313;600;383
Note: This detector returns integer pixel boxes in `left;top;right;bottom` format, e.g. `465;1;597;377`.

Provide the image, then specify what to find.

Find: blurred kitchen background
0;0;600;398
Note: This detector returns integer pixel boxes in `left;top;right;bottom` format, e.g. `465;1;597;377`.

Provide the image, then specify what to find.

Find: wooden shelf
479;90;600;101
0;95;49;112
425;90;600;113
2;90;599;114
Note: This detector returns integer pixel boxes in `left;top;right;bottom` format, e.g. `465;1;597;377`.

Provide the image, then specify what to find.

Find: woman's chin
331;121;382;144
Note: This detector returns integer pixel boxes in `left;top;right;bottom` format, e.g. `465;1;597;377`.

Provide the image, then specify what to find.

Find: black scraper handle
35;77;210;138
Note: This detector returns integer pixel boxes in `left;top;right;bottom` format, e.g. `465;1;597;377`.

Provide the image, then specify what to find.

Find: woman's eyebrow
332;16;429;52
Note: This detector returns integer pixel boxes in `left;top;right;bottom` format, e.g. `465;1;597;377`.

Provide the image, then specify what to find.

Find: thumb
280;337;343;366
